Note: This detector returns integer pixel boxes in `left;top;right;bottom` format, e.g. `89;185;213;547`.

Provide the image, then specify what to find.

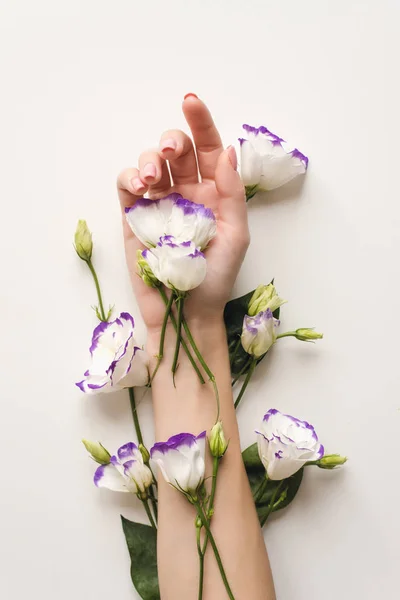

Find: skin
117;95;275;600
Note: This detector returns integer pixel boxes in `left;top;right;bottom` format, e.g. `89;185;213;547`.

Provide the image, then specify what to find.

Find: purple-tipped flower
141;236;206;292
150;431;206;497
125;193;217;250
241;309;280;358
76;313;149;394
256;409;324;480
240;124;308;193
94;441;153;498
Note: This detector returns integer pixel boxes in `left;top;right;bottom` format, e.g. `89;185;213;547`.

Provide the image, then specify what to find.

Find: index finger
182;94;223;181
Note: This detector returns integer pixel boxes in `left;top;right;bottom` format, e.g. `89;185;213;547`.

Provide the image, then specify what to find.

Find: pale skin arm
117;95;275;599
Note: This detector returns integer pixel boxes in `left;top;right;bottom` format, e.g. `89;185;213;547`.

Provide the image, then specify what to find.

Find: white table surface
1;1;399;598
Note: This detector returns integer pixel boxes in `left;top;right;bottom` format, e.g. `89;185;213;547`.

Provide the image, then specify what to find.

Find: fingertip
130;176;147;194
183;92;199;101
159;137;178;156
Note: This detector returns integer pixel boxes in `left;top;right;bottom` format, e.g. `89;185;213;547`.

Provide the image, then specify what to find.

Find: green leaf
121;516;160;600
242;443;304;524
224;289;255;377
224;288;280;377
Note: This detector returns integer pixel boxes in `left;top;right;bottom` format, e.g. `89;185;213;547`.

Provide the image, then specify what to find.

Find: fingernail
131;177;145;192
184;93;198;100
160;138;177;153
143;163;157;180
227;146;237;171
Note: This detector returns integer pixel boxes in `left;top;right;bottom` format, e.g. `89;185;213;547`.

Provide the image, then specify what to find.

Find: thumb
214;146;247;227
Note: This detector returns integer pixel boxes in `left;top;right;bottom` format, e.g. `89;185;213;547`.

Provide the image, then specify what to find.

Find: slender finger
117;167;150;245
214;146;248;232
138;150;165;185
138;150;172;198
182;94;223;181
159;129;199;185
117;167;147;211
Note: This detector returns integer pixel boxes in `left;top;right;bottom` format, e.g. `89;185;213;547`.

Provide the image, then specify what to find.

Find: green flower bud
248;283;286;317
139;443;150;464
137;249;159;287
295;328;324;342
209;421;229;458
74;220;93;262
82;439;111;465
317;454;347;469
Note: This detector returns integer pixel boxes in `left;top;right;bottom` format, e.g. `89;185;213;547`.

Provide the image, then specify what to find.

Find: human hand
117;95;249;334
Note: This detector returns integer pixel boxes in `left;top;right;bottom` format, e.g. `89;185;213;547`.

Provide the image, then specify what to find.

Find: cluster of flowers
74;123;346;600
86;408;345;498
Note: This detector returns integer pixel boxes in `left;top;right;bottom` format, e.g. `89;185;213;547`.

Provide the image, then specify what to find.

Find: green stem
143;498;157;530
234;359;257;409
149;292;174;384
128;391;158;521
201;457;220;555
182;318;220;421
196;526;205;600
276;331;296;340
128;387;143;446
253;476;268;504
87;259;107;321
260;481;284;527
171;295;184;380
147;486;158;522
231;356;252;387
158;288;205;384
195;502;235;600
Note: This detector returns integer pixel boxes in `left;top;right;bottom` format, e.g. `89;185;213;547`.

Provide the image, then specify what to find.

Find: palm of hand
118;96;248;333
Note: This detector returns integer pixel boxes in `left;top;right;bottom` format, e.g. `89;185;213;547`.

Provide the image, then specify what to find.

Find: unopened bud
317;454;347;469
82;439;111;465
209;421;229;458
139;443;150;464
137;250;159;287
74;220;93;262
295;328;323;342
248;283;286;317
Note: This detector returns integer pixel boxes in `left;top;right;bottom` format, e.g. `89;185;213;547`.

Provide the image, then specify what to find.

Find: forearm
148;316;275;600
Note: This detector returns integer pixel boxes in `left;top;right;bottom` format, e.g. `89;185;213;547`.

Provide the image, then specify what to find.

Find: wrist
146;313;227;360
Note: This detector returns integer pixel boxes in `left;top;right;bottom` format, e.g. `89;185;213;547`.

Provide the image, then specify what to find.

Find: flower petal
151;444;192;492
93;463;129;492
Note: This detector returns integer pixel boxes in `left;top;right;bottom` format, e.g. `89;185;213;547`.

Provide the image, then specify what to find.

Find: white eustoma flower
240;124;308;193
256;409;324;480
94;442;153;498
241;309;280;358
76;312;149;393
125;193;217;250
150;431;206;496
141;236;206;292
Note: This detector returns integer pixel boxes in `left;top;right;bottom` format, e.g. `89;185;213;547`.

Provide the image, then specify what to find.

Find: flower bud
248;284;286;316
295;328;323;342
74;220;93;262
82;439;111;465
139;443;150;464
316;454;347;469
136;249;159;287
209;421;229;458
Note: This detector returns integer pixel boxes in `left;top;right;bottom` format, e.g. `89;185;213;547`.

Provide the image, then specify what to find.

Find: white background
1;1;399;598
